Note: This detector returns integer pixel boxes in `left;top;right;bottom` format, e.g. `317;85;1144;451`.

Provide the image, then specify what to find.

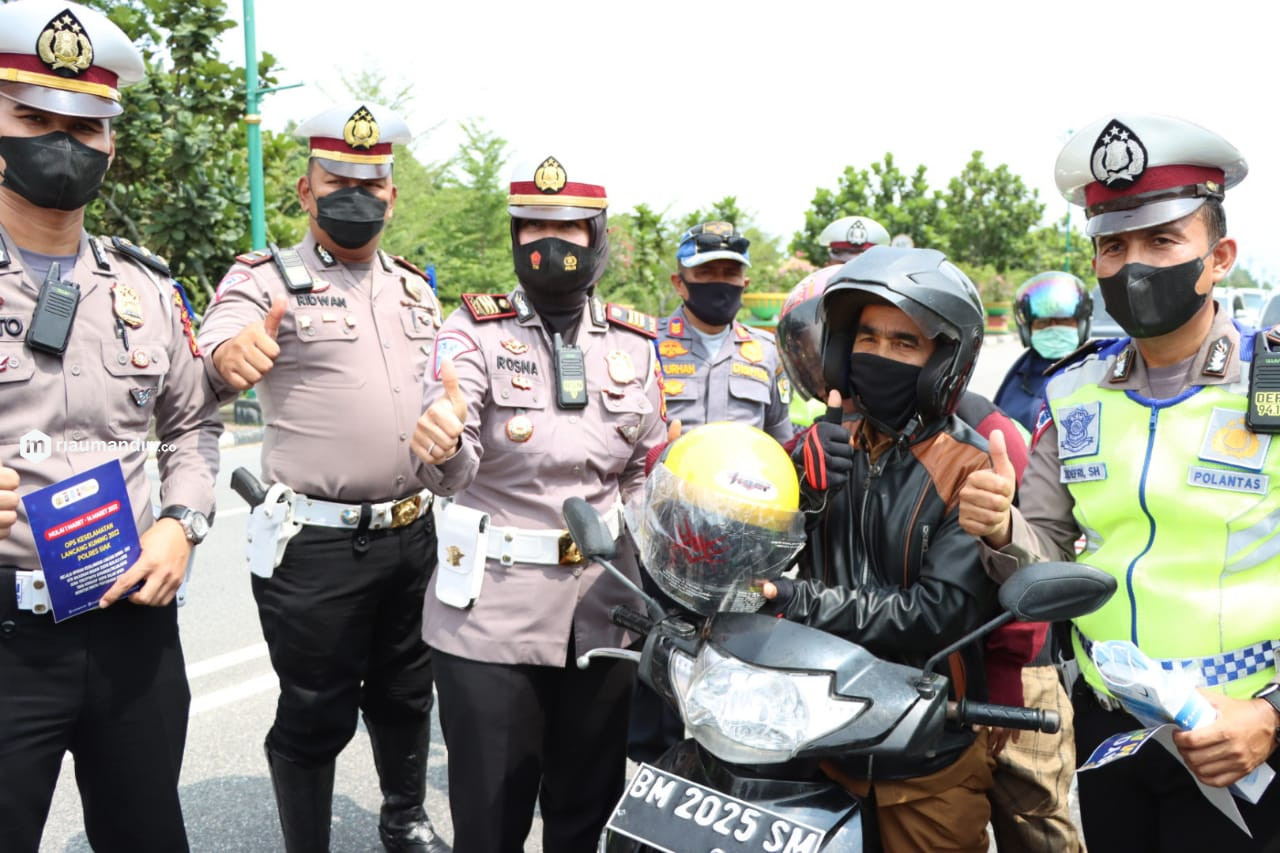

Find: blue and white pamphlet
21;459;141;622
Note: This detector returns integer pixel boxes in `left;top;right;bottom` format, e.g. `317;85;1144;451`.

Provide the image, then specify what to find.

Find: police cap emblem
38;9;94;77
1091;119;1148;190
533;156;567;194
343;106;381;151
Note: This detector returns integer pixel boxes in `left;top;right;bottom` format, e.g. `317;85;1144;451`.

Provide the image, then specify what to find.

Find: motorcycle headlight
668;645;866;764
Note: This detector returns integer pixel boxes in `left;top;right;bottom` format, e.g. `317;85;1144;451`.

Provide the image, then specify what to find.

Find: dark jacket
993;348;1056;433
785;414;1001;778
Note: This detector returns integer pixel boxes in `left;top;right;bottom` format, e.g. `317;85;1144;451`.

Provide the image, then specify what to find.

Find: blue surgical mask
1030;325;1079;360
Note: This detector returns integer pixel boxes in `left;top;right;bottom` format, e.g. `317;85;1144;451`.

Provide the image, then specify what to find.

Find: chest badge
512;376;533;391
659;339;689;358
506;414;534;443
607;350;635;384
501;338;529;355
401;276;426;304
112;283;144;328
1199;407;1270;471
739;339;764;364
130;349;151;369
1056;401;1100;459
663;379;686;396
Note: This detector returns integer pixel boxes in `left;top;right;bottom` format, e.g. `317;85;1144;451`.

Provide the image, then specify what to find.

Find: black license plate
605;764;827;852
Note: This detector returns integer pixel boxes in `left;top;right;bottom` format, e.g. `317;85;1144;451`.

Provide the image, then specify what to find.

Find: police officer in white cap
819;214;890;265
198;103;449;852
960;113;1280;851
0;1;221;851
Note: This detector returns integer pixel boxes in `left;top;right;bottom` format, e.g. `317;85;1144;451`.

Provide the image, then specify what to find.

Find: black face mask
513;237;601;311
0;131;110;211
1096;247;1214;339
314;186;387;249
849;352;922;433
681;279;744;327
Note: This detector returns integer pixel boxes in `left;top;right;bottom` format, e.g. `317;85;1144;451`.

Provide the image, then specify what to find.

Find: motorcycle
560;496;1115;853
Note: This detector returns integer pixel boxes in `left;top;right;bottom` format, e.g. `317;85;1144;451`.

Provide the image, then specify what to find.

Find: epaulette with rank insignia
235;248;274;267
606;303;658;338
461;293;516;321
109;236;171;276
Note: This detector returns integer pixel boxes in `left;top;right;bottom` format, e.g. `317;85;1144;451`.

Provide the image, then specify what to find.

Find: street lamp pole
242;0;301;250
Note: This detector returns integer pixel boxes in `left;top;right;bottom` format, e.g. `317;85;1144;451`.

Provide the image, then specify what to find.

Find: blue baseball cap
676;221;751;268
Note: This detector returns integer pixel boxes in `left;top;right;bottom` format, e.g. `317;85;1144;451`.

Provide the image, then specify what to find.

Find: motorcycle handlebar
948;699;1061;734
610;604;655;636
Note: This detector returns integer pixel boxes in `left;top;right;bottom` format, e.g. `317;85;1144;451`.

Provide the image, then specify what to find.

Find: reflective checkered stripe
1079;629;1279;689
1047;352;1280;700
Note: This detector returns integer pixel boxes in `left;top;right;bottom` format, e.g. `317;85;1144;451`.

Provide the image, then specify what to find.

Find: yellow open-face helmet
631;422;805;616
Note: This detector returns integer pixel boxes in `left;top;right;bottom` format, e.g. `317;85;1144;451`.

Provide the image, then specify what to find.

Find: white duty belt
484;501;624;567
292;489;434;530
13;570;51;614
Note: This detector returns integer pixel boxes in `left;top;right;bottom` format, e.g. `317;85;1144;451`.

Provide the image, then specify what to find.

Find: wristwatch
159;505;210;544
1252;682;1280;743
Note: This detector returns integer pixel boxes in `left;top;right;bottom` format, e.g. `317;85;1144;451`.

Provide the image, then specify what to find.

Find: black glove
757;577;796;617
793;420;855;493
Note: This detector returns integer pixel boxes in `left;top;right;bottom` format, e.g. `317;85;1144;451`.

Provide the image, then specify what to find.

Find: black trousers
0;569;190;853
1075;687;1280;853
433;646;634;853
252;514;437;765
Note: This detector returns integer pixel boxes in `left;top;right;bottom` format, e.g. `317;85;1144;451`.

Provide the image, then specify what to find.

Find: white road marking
186;642;269;680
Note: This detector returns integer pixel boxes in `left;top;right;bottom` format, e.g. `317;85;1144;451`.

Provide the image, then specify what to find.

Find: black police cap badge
343;106;380;150
1091;119;1148;190
38;9;94;78
534;156;567;194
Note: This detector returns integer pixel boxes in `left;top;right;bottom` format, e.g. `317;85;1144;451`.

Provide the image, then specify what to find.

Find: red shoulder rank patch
606;303;658;338
234;249;273;267
461;293;516;321
172;284;202;358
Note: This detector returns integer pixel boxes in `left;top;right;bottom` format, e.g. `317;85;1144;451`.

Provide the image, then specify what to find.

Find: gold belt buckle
558;531;585;566
390;495;422;528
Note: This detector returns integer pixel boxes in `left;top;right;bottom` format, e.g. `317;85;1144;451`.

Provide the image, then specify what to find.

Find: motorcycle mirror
562;497;618;562
998;562;1116;623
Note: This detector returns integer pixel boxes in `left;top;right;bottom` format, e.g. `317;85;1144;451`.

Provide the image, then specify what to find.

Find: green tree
604;203;673;314
85;0;279;312
940;151;1045;285
790;154;945;263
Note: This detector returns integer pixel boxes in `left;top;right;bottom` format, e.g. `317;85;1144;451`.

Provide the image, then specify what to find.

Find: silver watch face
187;512;210;541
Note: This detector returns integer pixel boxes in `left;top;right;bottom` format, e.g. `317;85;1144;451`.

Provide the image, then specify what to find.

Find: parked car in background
1259;291;1280;330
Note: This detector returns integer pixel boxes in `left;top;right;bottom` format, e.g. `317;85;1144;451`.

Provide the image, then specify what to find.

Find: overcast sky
220;0;1279;281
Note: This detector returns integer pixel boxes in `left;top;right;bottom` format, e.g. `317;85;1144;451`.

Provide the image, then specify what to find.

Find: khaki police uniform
0;226;220;852
0;2;218;850
420;284;665;853
197;231;445;784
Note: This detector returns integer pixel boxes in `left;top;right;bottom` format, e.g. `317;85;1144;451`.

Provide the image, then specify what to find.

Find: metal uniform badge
739;340;764;364
607;351;635;384
589;297;607;328
343;106;381;150
1203;335;1232;377
512;376;533;391
533;156;567;193
1056;401;1101;459
1110;347;1134;383
511;291;533;321
130;387;155;407
506;414;534;442
315;243;336;267
112;283;144;328
669;317;684;337
1091;119;1148;190
402;276;426;304
664;379;686;396
501;338;530;355
38;10;94;76
1199;407;1270;471
130;349;151;369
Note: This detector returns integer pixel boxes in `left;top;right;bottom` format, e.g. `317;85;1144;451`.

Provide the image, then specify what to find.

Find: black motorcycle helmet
821;246;984;427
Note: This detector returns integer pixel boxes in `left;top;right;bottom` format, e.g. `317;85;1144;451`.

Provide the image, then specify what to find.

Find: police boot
265;744;335;853
364;716;451;853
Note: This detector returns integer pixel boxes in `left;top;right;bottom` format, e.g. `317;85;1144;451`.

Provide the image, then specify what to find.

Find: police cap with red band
507;155;608;222
293;102;411;180
0;0;144;119
1055;113;1247;237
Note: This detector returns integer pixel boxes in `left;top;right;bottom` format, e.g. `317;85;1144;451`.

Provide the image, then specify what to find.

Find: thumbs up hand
793;390;856;493
413;358;468;465
212;297;287;390
958;427;1018;547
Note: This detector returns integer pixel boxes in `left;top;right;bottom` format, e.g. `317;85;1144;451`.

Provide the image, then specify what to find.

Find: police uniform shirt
656;307;792;442
417;287;666;667
197;232;442;503
985;306;1247;581
0;225;221;568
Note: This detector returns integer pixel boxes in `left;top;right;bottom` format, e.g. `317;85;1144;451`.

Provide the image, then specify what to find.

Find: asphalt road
36;333;1051;852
